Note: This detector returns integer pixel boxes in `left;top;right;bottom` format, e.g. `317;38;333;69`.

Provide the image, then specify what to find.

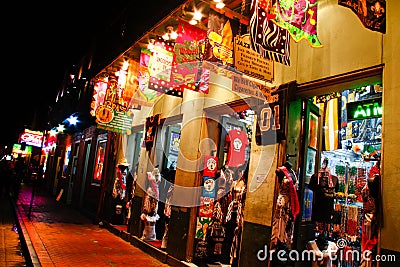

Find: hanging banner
273;0;323;48
94;74;135;134
91;75;108;117
96;107;134;134
234;34;274;82
338;0;386;33
138;48;163;103
148;21;208;96
203;9;240;66
149;41;174;81
148;39;180;95
249;0;291;65
173;19;207;92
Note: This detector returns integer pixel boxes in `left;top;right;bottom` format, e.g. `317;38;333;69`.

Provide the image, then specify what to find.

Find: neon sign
347;98;382;121
19;129;44;147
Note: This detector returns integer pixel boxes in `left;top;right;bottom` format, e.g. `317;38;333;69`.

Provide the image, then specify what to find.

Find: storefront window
194;109;253;265
139;120;181;250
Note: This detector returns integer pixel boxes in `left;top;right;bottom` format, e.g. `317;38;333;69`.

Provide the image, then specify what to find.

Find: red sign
19;129;43;147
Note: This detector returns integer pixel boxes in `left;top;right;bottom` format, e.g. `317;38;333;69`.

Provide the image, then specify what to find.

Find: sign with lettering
232;74;267;100
347;98;382;121
19;129;44;148
234;35;274;82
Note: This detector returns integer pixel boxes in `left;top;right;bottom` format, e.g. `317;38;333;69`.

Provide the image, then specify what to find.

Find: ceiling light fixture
147;38;156;52
162;25;178;41
216;2;225;9
193;10;202;21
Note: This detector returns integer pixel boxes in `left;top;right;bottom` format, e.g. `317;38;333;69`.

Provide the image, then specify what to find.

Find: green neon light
347;98;382;121
353;102;382;119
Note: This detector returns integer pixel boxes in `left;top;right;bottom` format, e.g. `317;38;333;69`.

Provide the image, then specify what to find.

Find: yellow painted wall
271;0;383;87
381;0;400;253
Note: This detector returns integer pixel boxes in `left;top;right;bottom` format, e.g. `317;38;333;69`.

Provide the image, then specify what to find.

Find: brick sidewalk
14;183;172;267
0;194;27;267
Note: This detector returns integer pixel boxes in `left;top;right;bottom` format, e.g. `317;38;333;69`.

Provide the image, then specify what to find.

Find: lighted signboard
19;129;44;147
347;98;382;121
12;143;32;154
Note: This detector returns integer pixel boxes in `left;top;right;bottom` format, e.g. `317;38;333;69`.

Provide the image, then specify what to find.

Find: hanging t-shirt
203;177;216;198
225;129;249;168
308;168;339;223
203;155;218;177
145;114;161;151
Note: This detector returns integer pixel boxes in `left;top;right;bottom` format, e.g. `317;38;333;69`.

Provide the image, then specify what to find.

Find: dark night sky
2;2;127;147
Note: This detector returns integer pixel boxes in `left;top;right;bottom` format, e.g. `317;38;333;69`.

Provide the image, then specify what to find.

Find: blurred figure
0;159;13;198
13;156;26;198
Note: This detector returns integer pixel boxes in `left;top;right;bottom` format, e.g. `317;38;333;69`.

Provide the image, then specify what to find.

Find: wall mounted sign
234;35;274;82
347;98;382;121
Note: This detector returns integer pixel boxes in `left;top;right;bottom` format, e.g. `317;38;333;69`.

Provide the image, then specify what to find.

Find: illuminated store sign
19;129;44;147
347;98;382;121
12;143;32;154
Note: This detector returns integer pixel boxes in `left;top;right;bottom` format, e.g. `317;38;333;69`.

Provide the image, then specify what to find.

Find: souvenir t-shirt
199;197;214;218
145;114;161;151
203;177;216;198
203;155;218;177
225;129;249;167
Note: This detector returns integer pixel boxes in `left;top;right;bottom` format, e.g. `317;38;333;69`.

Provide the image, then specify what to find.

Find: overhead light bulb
162;32;170;40
193;10;202;21
216;2;225;9
170;31;178;40
162;25;178;41
147;38;155;51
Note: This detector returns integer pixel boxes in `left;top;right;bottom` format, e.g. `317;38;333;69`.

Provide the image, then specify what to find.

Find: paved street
5;182;173;267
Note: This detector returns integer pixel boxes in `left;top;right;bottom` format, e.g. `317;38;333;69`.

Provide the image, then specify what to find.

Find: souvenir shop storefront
283;71;384;267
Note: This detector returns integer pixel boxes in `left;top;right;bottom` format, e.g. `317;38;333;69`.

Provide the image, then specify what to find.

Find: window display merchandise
112;160;133;225
194;111;252;266
270;162;300;258
140;166;161;241
161;169;175;250
308;158;339;230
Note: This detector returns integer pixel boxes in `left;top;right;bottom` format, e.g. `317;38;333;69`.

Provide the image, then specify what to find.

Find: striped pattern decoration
249;0;291;65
